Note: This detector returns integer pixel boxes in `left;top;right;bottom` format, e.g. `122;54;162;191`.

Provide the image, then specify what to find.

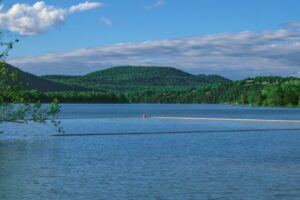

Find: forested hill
5;64;300;107
197;74;231;83
42;66;231;91
122;76;300;107
24;75;300;107
5;64;86;92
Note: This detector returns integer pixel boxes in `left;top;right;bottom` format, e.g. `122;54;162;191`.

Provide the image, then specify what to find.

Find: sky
1;0;300;79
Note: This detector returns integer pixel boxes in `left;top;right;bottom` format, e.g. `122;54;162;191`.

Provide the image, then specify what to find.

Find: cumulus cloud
101;17;112;26
9;29;300;79
0;1;103;35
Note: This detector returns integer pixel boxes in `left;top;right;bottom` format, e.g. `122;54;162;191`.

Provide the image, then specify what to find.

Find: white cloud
69;1;103;13
9;29;300;79
146;0;165;9
286;21;300;27
153;0;165;7
101;17;112;26
0;1;103;35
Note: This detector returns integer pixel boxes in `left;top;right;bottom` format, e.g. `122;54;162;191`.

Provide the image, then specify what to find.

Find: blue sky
1;0;300;79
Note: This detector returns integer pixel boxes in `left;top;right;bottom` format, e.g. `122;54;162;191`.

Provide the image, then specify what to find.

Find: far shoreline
46;102;300;109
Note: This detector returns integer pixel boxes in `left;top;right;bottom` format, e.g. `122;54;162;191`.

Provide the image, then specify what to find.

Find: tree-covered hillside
5;64;300;107
43;66;231;91
14;75;300;107
123;76;300;107
197;74;231;83
6;64;86;92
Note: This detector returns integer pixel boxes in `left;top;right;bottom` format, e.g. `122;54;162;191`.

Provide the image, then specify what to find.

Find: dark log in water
52;128;300;137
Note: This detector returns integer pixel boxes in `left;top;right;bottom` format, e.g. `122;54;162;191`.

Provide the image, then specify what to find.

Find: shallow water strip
153;117;300;123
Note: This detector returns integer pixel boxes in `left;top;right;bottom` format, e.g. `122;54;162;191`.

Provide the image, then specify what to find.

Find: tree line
3;76;300;107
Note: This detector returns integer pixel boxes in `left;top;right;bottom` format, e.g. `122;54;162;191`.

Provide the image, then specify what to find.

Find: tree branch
0;118;28;124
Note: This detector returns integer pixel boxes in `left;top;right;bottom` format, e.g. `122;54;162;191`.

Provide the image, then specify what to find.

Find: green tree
262;85;284;106
281;81;299;106
0;33;63;133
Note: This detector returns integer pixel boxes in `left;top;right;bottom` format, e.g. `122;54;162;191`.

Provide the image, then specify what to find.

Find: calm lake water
1;104;300;199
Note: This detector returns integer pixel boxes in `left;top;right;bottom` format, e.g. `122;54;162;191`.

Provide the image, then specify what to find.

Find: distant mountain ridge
196;74;231;83
5;64;86;92
43;66;231;91
5;64;300;107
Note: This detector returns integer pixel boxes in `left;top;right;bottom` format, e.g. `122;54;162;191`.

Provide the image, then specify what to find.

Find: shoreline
46;102;300;109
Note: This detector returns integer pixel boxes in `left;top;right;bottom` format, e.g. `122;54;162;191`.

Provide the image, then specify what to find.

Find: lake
1;104;300;199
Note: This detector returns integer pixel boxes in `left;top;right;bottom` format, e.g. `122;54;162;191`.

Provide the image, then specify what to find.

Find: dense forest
123;76;300;107
42;66;231;92
10;76;300;107
4;64;300;107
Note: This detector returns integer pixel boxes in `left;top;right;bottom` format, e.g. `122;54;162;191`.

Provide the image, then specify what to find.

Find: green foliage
0;34;63;133
196;74;230;83
5;64;86;92
3;57;300;108
17;75;300;108
43;66;231;92
30;91;128;103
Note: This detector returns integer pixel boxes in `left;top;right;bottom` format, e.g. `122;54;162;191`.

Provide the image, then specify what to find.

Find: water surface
1;104;300;199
